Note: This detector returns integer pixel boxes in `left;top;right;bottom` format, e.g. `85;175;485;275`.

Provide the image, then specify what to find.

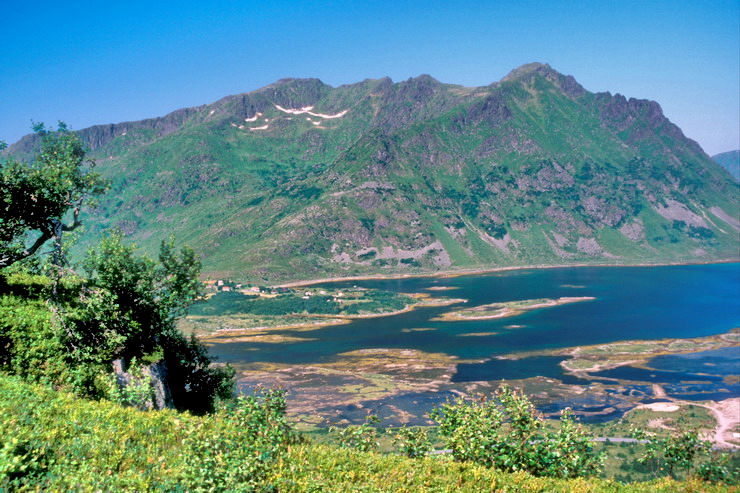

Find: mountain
712;150;739;181
7;63;740;282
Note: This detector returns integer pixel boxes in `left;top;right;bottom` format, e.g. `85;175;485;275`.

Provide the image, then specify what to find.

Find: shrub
631;424;736;483
182;389;298;491
390;425;432;458
331;414;380;452
0;270;79;388
696;453;738;484
97;358;156;410
430;384;603;478
0;376;297;491
62;233;234;412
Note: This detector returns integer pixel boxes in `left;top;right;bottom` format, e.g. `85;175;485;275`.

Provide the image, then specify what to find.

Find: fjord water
209;264;740;375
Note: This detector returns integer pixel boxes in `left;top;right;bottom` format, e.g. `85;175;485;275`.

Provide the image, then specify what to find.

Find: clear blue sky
2;0;738;155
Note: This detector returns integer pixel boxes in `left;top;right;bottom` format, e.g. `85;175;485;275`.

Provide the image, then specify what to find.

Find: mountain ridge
7;64;706;161
712;150;740;181
6;64;738;282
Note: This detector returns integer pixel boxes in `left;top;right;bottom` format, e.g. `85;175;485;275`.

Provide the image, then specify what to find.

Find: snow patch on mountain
274;104;348;119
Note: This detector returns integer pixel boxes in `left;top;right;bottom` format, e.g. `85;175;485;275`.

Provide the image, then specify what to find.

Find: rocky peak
5;105;203;156
501;62;554;82
501;62;585;98
393;74;443;99
254;77;332;109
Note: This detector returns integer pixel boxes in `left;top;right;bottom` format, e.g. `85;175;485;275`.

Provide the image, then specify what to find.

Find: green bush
430;384;604;478
0;271;77;388
182;389;299;491
0;234;234;414
390;425;433;458
0;374;187;490
97;358;156;410
267;443;726;493
696;453;738;484
632;424;736;483
62;233;234;412
331;414;380;452
1;375;733;492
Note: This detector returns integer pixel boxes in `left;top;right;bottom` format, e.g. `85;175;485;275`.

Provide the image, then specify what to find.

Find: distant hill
712;150;740;181
7;63;739;282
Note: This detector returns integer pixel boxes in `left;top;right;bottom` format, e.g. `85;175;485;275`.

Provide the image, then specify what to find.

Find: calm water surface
210;264;740;369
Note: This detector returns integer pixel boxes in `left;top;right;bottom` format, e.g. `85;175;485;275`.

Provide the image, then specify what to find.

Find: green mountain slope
8;63;739;282
712;150;740;181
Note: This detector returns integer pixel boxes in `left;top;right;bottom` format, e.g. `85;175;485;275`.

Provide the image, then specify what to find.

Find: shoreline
201;296;467;337
201;318;351;336
272;258;739;288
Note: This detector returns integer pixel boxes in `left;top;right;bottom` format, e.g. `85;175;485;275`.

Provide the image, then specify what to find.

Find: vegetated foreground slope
0;374;730;492
9;63;739;282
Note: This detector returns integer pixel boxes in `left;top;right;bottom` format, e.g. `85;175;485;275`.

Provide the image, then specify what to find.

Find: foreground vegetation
2;374;736;492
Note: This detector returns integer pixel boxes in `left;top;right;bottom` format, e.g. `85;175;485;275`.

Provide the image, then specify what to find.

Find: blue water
588;346;740;401
206;263;739;424
210;264;740;370
453;356;584;385
650;346;739;375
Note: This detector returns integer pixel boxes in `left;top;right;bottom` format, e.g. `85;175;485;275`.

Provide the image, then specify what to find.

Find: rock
112;358;175;410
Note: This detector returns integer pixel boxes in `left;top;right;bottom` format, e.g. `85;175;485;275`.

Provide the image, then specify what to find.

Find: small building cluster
203;279;293;296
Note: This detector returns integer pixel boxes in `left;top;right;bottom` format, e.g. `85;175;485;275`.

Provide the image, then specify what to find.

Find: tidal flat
196;264;740;443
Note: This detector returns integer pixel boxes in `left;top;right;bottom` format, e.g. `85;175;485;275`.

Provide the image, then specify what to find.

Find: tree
390;425;432;458
0;123;108;269
63;232;234;413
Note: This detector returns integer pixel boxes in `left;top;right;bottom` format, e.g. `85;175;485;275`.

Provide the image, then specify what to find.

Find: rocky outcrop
112;358;174;410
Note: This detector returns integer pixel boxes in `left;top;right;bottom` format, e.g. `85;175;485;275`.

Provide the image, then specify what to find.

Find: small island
181;282;465;337
432;296;595;321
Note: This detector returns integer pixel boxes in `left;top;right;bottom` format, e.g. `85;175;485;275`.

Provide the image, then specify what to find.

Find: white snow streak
274;104;348;119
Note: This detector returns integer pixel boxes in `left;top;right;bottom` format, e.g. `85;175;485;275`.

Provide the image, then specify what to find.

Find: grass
2;374;735;491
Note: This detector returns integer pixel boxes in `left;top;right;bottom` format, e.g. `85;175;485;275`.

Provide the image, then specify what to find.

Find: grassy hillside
0;374;732;492
6;63;739;282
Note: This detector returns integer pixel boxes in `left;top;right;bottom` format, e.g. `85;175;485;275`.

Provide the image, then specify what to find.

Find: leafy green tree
430;384;603;478
63;232;234;413
0;123;108;269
